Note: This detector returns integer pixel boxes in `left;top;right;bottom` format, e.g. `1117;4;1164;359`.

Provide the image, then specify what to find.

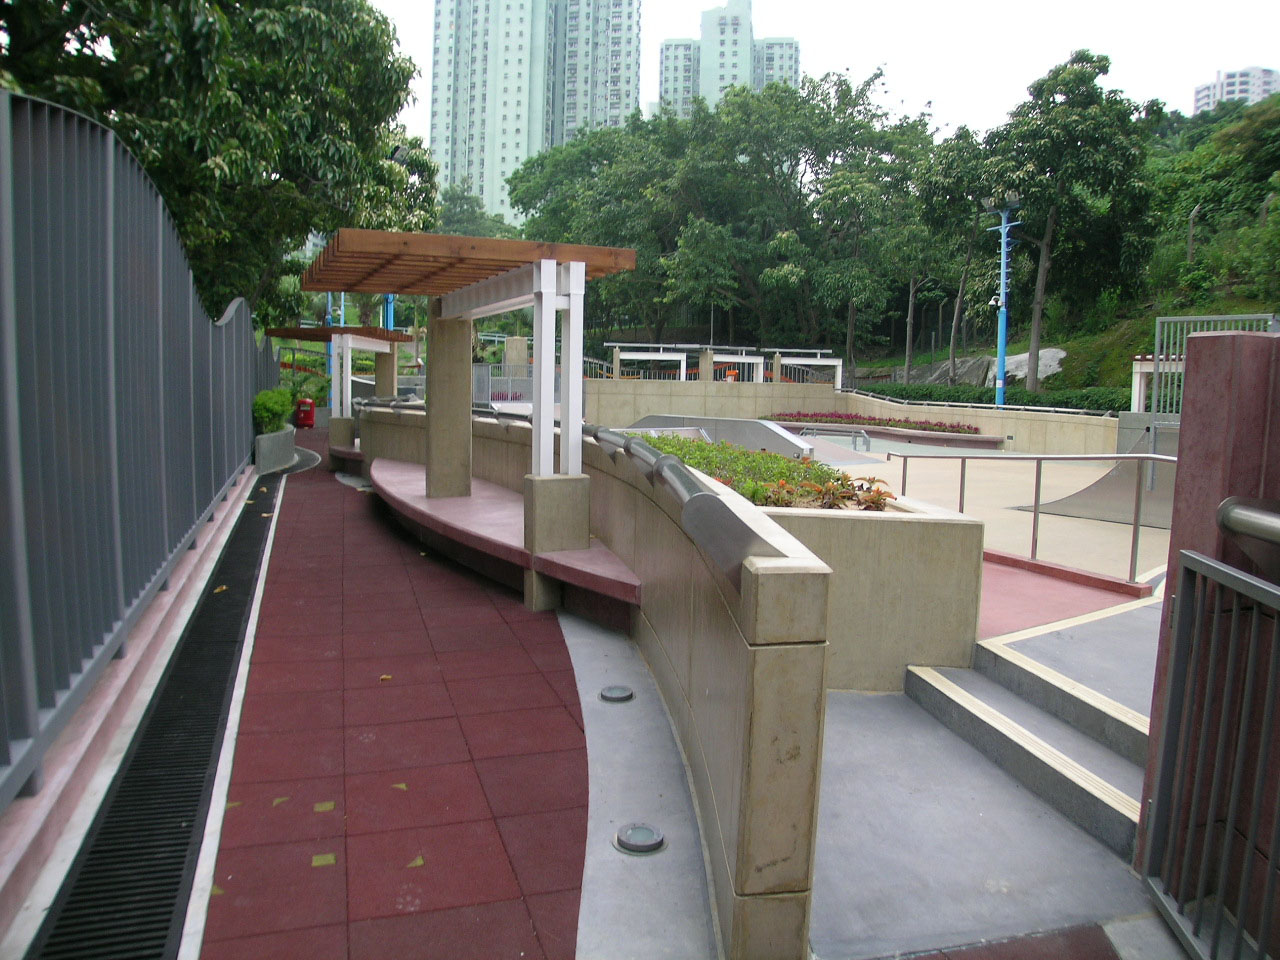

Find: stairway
905;634;1151;861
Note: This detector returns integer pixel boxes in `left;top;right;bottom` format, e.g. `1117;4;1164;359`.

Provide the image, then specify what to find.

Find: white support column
678;355;688;381
531;259;558;477
753;356;765;383
339;334;353;418
832;359;843;391
559;261;586;475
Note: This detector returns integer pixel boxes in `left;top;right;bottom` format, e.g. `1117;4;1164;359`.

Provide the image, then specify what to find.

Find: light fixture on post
982;192;1022;406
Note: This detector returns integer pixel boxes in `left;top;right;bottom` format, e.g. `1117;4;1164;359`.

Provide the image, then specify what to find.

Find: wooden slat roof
300;229;637;295
264;325;413;343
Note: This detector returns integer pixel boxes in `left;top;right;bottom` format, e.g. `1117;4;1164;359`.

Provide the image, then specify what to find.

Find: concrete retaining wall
584;380;1119;455
253;424;296;475
471;417;831;959
767;498;983;692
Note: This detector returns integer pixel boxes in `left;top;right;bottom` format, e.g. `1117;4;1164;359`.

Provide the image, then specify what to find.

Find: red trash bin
295;397;315;429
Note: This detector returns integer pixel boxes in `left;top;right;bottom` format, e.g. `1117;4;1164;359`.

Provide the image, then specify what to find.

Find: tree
984;51;1157;390
918;127;987;384
436;183;518;238
2;0;438;318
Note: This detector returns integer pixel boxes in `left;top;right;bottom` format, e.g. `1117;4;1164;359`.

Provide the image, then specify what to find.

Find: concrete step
974;639;1150;766
905;665;1142;860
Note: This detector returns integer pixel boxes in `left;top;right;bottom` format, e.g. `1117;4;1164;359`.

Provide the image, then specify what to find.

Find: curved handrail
473;407;786;587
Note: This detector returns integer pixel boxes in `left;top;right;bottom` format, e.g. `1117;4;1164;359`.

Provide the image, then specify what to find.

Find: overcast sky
371;0;1280;142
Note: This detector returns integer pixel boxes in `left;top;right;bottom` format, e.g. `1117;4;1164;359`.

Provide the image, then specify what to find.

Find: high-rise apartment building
658;0;799;118
754;37;799;91
430;0;640;221
659;39;700;119
1194;67;1279;114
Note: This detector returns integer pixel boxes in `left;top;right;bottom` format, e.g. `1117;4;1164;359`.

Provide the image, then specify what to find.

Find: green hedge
252;388;294;434
857;382;1130;412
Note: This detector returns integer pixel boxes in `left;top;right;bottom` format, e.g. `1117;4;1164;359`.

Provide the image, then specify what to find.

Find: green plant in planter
253;388;294;434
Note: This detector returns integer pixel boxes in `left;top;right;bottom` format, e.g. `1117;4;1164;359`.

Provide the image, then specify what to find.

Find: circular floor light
599;685;634;703
615;823;664;855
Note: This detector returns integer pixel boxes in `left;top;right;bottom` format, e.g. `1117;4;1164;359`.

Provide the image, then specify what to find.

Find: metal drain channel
24;474;281;960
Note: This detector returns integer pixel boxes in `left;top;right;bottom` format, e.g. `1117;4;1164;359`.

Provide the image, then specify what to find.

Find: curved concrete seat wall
766;498;983;692
360;409;833;956
356;408;427;476
472;416;832;960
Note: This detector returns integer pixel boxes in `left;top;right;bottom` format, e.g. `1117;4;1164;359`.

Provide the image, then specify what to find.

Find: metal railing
1145;542;1280;960
887;451;1177;582
0;92;276;814
472;362;557;406
1151;315;1278;435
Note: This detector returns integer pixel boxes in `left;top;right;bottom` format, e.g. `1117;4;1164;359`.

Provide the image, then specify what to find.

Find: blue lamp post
983;192;1021;406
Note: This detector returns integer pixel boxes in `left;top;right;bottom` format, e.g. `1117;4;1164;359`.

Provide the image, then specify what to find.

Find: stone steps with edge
973;640;1150;767
905;665;1142;860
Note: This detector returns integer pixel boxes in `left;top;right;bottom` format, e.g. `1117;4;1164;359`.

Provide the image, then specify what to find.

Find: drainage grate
24;475;282;960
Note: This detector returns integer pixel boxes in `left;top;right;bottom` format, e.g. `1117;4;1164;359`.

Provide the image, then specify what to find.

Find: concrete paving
810;692;1152;960
558;614;720;960
1004;603;1164;718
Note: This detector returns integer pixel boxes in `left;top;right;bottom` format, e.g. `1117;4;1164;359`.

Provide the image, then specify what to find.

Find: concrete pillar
374;350;397;397
699;347;714;382
772;352;783;384
612;346;621;379
425;300;473;498
522;473;591;610
505;336;528;367
1136;331;1280;870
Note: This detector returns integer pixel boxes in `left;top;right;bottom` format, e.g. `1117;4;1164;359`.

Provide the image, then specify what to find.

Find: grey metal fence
1151;315;1278;445
1145;550;1280;960
0;92;277;814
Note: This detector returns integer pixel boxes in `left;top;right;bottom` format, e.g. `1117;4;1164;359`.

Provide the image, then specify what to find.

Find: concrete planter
254;424;297;475
765;495;984;692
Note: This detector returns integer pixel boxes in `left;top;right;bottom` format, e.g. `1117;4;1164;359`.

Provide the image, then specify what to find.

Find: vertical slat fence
0;92;277;813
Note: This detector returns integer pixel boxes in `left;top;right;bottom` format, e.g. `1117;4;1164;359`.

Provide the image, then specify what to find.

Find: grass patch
644;435;894;510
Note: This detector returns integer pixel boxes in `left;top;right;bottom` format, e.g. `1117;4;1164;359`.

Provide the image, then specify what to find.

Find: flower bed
644;435;893;510
768;410;981;435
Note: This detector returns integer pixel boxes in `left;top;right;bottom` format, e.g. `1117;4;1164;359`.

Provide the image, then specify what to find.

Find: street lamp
982;191;1021;406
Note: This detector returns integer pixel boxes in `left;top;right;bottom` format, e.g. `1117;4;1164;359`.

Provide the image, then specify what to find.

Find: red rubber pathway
198;432;587;960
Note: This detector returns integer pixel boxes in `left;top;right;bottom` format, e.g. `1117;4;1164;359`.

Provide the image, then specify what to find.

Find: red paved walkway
198;432;587;960
978;562;1135;640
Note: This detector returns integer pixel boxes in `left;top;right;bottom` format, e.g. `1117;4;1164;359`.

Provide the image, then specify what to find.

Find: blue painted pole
996;210;1010;406
986;203;1020;407
326;292;333;409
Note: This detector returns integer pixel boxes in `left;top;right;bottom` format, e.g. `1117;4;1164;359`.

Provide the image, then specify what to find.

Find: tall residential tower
658;0;799;118
430;0;640;221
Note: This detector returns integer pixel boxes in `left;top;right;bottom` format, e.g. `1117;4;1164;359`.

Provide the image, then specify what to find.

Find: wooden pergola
300;229;635;496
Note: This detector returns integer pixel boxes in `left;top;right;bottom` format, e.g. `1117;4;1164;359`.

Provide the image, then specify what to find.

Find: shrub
768;411;981;434
643;435;894;511
856;383;1129;412
253;388;294;434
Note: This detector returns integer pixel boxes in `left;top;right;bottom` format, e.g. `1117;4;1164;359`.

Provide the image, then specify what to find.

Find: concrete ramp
1017;430;1176;530
627;414;813;459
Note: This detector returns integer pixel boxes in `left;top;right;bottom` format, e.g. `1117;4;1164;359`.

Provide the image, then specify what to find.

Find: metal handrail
887;450;1178;583
472;410;785;587
840;387;1121;418
1218;498;1280;547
